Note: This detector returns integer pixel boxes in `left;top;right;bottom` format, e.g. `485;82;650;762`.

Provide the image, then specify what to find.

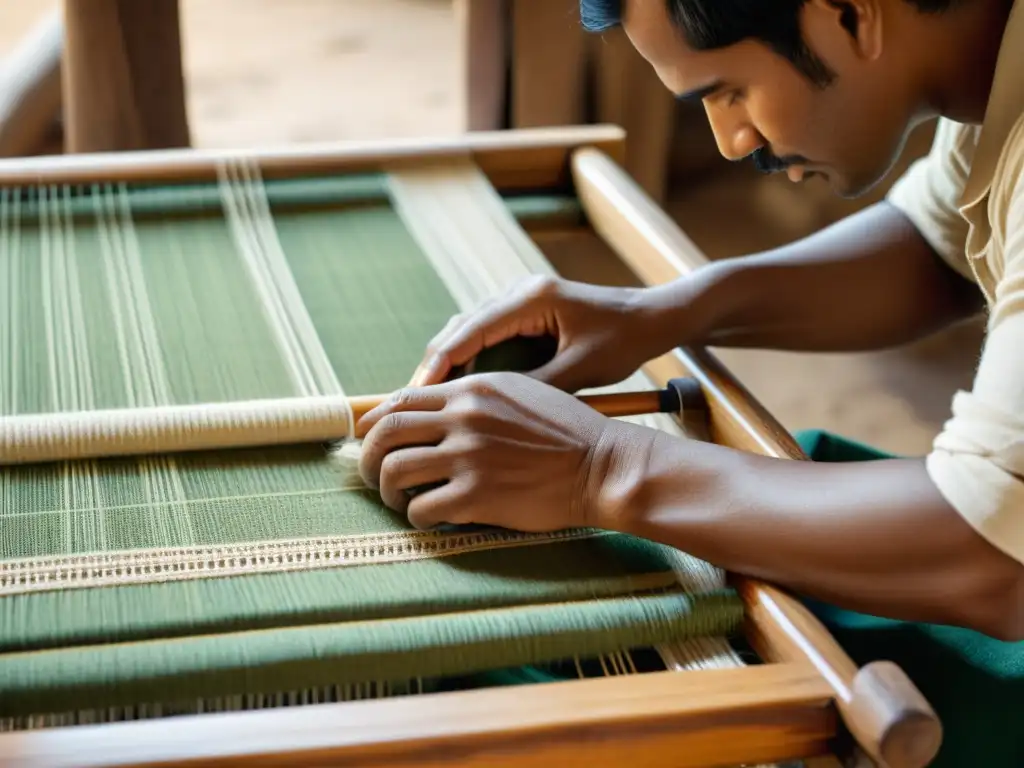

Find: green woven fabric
0;176;742;722
0;590;741;719
0;535;684;652
794;429;1024;768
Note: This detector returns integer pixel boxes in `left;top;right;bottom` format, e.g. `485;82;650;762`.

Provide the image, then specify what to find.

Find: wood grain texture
0;663;835;768
572;145;943;768
61;0;190;152
455;0;509;132
511;0;586;129
0;124;626;192
0;9;63;158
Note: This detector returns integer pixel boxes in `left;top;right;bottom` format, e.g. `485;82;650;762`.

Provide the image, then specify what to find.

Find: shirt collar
959;0;1024;210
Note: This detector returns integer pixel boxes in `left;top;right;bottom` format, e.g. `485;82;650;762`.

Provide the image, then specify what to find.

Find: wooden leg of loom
570;146;943;768
61;0;190;153
460;0;589;132
455;0;509;132
509;0;587;129
0;10;63;158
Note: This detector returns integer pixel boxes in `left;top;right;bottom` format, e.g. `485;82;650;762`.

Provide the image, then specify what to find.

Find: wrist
581;420;665;533
582;422;739;541
632;261;737;351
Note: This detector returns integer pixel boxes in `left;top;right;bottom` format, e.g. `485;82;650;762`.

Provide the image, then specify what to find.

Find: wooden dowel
350;388;679;428
570;145;942;768
61;0;190;153
0;10;63;158
0;382;698;466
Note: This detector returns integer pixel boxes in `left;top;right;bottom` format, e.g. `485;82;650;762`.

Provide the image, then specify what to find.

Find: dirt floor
0;0;984;456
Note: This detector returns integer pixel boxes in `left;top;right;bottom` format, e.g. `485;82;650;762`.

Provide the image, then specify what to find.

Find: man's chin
827;170;884;200
829;153;906;199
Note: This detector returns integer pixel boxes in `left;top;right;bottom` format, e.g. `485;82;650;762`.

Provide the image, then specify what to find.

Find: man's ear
809;0;884;61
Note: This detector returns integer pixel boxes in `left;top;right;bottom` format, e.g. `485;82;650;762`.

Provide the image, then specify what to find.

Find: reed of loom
0;126;941;768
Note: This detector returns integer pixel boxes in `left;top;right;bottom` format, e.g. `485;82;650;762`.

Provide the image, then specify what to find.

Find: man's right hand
409;275;670;392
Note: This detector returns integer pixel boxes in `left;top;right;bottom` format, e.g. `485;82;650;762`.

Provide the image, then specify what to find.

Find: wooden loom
0;125;941;768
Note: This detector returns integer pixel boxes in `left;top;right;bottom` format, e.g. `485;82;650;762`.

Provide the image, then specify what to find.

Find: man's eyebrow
675;81;724;103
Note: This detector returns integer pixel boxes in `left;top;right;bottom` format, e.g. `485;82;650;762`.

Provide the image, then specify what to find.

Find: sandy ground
0;0;983;456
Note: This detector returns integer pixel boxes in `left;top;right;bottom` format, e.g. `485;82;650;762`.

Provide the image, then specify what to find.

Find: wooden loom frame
0;125;941;768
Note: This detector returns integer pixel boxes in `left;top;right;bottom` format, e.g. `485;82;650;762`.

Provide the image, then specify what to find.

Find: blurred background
0;0;984;456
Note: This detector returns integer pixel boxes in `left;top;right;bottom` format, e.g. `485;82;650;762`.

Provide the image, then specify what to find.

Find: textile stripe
217;158;349;405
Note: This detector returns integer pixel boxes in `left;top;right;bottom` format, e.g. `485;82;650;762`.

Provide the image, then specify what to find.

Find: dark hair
580;0;961;87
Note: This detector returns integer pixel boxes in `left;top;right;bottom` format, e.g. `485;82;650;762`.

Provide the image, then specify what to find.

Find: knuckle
381;485;408;514
466;373;499;396
456;398;493;430
525;274;558;301
460;473;485;500
377;411;407;436
379;452;405;486
356;446;381;488
389;387;412;408
447;436;490;476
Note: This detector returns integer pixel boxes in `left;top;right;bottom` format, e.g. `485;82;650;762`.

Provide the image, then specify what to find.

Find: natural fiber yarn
0;395;357;466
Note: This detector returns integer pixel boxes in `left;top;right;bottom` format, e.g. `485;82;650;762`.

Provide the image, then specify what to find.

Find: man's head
581;0;964;197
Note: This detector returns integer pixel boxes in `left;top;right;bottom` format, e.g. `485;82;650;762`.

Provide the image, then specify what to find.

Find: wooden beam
0;124;626;193
0;663;835;768
455;0;509;132
61;0;190;153
510;0;586;129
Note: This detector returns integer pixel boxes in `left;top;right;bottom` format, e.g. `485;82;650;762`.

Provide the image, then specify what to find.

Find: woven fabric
0;168;744;722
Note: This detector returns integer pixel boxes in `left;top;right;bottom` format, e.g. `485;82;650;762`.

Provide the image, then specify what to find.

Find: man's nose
705;106;762;162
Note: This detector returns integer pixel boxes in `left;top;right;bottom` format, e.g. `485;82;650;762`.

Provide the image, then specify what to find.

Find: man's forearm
594;427;1024;640
641;202;983;353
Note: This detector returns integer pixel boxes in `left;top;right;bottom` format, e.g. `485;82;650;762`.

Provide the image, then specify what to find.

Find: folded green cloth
794;429;1024;768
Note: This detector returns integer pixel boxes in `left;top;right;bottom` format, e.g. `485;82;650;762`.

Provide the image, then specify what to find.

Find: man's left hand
356;372;645;532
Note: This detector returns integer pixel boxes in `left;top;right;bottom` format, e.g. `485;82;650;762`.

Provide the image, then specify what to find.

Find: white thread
0;395;357;465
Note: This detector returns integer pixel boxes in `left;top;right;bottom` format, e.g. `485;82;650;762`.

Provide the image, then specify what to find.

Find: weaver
0;126;938;768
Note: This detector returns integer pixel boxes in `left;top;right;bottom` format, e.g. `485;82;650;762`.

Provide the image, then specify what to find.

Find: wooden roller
0;377;707;466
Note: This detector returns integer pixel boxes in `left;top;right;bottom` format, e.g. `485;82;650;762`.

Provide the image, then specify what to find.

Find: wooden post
510;0;587;129
61;0;190;153
0;10;63;157
455;0;509;132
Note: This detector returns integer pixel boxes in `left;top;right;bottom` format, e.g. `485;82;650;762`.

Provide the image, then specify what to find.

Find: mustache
751;147;809;174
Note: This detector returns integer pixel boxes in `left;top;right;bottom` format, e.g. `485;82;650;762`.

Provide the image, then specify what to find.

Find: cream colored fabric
886;0;1024;564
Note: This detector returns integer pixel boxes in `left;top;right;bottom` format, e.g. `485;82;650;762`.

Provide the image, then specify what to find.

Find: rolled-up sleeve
886;118;978;284
927;145;1024;565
